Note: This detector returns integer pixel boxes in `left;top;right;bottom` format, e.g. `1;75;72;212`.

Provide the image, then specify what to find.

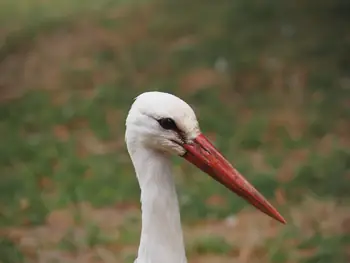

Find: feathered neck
128;146;187;263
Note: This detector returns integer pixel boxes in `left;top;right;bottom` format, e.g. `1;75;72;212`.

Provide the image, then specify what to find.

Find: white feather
125;92;201;263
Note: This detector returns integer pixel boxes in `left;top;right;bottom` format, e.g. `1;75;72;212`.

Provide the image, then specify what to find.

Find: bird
125;91;286;263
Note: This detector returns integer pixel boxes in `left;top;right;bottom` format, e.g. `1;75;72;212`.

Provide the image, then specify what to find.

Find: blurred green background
0;0;349;262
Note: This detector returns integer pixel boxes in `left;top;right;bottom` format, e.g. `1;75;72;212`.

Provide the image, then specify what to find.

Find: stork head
126;91;199;156
125;91;286;224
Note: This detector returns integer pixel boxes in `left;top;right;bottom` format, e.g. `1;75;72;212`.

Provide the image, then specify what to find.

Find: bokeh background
1;0;349;262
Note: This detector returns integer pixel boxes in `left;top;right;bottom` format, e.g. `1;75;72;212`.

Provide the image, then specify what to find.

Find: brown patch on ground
0;4;154;102
248;151;273;174
205;195;228;207
3;203;139;263
1;197;348;263
290;196;350;237
0;24;99;100
75;130;124;157
185;196;350;263
191;255;249;263
276;149;309;183
267;107;307;141
185;210;282;248
179;68;225;95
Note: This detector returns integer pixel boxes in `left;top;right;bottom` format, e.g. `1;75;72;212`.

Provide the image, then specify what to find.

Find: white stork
125;91;286;263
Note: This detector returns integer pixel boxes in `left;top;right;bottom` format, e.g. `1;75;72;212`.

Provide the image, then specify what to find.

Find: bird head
125;91;286;224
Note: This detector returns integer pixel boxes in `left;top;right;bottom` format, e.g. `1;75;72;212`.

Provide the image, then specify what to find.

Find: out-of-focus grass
0;0;349;262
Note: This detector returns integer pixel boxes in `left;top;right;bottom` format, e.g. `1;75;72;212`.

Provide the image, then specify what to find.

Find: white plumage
125;91;286;263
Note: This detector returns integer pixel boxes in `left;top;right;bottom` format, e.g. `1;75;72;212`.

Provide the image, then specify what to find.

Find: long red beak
182;134;286;224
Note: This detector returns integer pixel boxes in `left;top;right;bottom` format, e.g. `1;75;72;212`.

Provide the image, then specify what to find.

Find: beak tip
274;214;287;224
279;218;287;224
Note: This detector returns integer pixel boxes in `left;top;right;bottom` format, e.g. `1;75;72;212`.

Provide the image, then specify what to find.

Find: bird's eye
158;118;177;130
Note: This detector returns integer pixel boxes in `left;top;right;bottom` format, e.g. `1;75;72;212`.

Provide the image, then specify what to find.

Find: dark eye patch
158;118;177;130
156;117;186;143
